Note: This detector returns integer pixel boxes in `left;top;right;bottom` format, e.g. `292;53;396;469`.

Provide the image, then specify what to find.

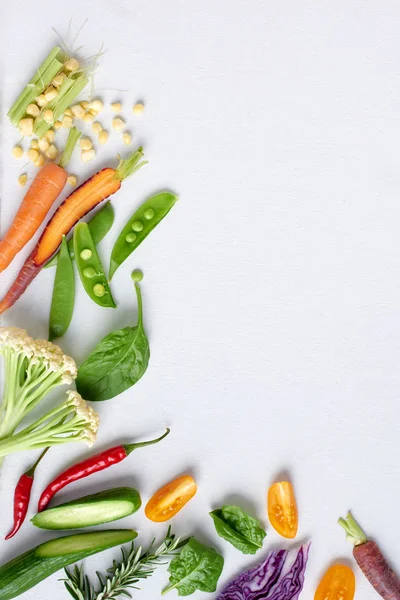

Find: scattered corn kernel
35;154;45;167
43;110;54;124
45;86;57;102
54;120;62;130
71;104;85;119
36;94;47;107
52;73;65;87
30;139;39;150
19;117;34;136
18;174;27;187
38;138;50;152
80;101;89;110
46;144;58;160
27;148;39;161
81;149;96;162
12;146;23;159
64;107;73;117
83;112;95;123
98;130;109;145
133;102;145;115
45;129;55;142
26;103;40;117
111;102;121;113
88;99;103;113
112;117;125;131
92;121;102;134
65;57;80;72
62;115;73;128
79;137;93;151
67;174;77;186
123;132;132;145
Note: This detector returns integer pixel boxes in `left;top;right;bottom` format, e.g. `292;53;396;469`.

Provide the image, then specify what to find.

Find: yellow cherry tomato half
314;564;355;600
145;475;197;522
267;481;298;538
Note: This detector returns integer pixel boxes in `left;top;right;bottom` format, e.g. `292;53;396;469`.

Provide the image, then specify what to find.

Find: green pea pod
45;202;115;268
48;236;75;341
74;223;116;309
109;191;178;280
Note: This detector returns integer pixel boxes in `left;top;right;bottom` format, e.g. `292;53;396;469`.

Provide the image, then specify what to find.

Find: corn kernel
133;102;145;115
80;101;89;110
19;117;34;136
30;139;39;150
81;149;96;162
92;121;102;134
98;130;109;145
12;146;23;159
36;94;47;107
83;112;95;123
62;116;73;128
45;86;57;102
88;99;103;113
46;144;58;160
43;110;54;124
64;107;73;117
52;73;65;87
79;137;93;151
38;138;50;152
67;174;77;186
71;104;85;119
123;132;132;145
112;117;125;131
26;103;40;117
27;148;39;161
54;120;62;130
35;153;45;167
18;174;27;187
65;57;80;72
111;102;121;113
46;129;55;142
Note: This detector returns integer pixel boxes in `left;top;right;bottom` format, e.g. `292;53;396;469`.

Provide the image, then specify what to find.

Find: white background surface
0;1;399;599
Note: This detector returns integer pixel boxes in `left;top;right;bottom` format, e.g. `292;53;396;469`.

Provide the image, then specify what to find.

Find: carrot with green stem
0;128;81;273
0;148;147;315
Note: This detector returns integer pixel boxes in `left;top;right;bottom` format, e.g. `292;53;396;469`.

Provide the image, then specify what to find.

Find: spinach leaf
76;282;149;401
162;538;224;596
210;505;266;555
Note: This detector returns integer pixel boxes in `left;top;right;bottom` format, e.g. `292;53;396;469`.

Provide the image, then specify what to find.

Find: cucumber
0;529;137;599
31;487;141;530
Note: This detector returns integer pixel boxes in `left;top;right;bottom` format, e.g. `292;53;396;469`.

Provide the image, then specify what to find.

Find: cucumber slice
0;529;137;600
32;487;141;530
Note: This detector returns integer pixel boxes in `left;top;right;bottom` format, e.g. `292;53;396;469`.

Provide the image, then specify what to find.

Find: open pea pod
74;223;116;309
109;191;178;280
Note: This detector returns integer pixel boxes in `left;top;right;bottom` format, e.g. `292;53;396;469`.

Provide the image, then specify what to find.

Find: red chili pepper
38;428;170;512
5;447;49;540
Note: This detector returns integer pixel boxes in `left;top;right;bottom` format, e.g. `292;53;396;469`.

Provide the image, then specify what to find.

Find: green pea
83;267;97;278
131;220;144;232
126;233;137;243
109;192;179;281
80;249;92;260
93;284;106;297
49;236;75;341
131;269;143;282
144;208;155;220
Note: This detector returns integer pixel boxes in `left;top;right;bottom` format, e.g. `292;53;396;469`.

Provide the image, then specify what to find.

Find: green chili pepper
74;223;116;309
48;236;75;341
45;202;115;269
108;192;178;281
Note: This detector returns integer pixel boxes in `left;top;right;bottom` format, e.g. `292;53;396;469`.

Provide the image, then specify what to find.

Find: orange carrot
0;163;67;273
0;128;81;273
0;148;146;315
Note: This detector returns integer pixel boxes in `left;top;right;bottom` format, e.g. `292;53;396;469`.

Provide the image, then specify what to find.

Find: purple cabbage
216;544;310;600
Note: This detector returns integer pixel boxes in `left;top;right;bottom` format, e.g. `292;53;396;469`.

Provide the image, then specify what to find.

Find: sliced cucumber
0;529;137;600
32;487;141;530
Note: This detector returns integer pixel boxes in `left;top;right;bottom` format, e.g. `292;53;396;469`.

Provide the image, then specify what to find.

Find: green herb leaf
76;283;149;401
162;538;224;596
210;505;266;555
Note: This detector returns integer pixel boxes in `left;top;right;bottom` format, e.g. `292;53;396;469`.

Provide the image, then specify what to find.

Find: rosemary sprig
63;528;187;600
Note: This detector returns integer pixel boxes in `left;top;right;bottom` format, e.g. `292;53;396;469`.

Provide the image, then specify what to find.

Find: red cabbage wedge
216;544;310;600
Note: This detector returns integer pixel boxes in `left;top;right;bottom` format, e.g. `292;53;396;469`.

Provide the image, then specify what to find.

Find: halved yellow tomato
145;475;197;522
314;564;355;600
267;481;298;538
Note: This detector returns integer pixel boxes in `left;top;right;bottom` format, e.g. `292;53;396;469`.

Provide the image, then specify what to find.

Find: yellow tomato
314;564;355;600
145;475;197;522
267;481;298;538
